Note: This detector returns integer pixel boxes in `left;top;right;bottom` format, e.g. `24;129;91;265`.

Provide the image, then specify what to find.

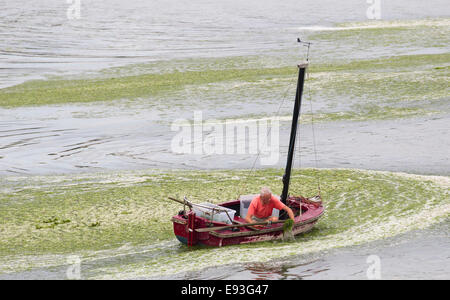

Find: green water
1;12;449;279
1;53;448;121
0;168;448;277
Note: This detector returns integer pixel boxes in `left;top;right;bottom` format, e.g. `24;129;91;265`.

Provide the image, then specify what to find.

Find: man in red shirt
245;187;295;224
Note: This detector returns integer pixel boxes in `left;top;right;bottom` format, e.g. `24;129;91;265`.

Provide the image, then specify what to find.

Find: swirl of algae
0;168;448;277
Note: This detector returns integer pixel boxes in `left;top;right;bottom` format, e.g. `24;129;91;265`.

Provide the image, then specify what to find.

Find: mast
279;62;308;218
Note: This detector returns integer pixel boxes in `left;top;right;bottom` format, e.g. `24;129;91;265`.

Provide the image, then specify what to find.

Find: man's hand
244;213;253;224
245;214;275;229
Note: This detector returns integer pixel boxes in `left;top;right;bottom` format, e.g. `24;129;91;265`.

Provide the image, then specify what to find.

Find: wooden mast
279;62;308;219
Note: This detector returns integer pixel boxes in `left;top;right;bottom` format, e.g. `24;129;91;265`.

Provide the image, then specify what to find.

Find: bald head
260;187;272;204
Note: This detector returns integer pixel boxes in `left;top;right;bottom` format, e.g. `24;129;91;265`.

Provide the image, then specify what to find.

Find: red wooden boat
171;195;323;247
170;42;324;247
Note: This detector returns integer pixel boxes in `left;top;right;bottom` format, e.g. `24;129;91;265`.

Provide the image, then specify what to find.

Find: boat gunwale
208;210;323;238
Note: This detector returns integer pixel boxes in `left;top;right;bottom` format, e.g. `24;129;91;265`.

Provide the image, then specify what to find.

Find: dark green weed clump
35;216;71;229
283;219;294;233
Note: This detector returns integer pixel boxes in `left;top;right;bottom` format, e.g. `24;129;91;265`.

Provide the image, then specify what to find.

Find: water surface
0;0;449;280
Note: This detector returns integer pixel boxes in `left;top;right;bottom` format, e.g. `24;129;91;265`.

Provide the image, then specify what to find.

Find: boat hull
172;197;324;247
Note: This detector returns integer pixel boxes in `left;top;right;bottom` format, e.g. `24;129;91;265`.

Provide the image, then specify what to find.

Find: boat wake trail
99;171;449;279
1;169;446;279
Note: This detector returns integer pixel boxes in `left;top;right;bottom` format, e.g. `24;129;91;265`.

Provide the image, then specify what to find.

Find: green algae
0;168;448;266
0;67;294;107
282;219;294;233
308;66;450;104
309;53;450;73
219;105;435;125
0;52;448;111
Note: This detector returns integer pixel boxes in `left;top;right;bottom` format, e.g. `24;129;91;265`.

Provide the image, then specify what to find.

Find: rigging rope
236;39;322;199
293;42;322;198
234;74;297;199
306;60;322;197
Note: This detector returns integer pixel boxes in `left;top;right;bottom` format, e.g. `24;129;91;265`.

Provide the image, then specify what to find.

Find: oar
168;196;193;208
168;196;236;213
195;220;286;233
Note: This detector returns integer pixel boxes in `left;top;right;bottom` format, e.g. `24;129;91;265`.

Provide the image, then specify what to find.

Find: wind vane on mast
297;37;312;62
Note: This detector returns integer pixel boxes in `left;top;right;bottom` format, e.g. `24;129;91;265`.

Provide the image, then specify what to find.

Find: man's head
260;187;272;205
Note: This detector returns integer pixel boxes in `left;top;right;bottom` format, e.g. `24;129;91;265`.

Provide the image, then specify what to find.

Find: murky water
1;0;448;88
160;220;450;280
1;215;447;280
1;1;449;176
0;106;449;175
0;0;449;280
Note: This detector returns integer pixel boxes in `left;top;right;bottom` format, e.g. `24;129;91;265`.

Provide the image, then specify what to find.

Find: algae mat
0;168;448;278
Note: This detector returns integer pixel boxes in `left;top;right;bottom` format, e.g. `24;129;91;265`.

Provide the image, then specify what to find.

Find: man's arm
245;199;258;224
245;212;254;224
283;205;295;221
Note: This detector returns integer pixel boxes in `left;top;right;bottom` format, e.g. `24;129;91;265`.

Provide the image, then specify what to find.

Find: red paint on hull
172;197;324;247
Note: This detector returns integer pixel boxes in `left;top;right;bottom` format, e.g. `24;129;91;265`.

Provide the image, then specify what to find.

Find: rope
235;73;297;199
236;40;322;200
306;62;322;197
295;101;302;195
291;44;322;198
